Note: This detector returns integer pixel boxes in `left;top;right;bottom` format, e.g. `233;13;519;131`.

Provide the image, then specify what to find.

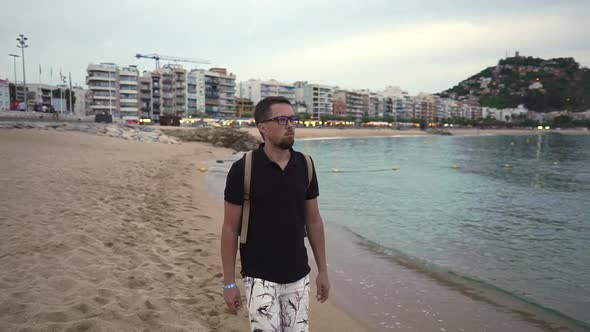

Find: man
221;96;329;331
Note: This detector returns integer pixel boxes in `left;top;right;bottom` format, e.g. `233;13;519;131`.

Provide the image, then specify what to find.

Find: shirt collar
256;143;298;167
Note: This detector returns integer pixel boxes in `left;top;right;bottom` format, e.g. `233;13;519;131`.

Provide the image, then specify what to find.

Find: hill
440;54;590;112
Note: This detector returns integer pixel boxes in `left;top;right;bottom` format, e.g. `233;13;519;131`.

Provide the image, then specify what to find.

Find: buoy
510;142;515;146
199;167;207;173
503;164;512;168
392;167;399;171
332;168;340;173
451;165;460;169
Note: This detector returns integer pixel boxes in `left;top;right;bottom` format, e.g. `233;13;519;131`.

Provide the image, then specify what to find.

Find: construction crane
135;53;211;69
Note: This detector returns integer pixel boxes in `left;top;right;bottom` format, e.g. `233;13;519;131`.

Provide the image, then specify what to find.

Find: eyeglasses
259;116;300;125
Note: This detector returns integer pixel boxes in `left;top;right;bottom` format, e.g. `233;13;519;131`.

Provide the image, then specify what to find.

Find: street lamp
16;34;29;107
8;54;20;83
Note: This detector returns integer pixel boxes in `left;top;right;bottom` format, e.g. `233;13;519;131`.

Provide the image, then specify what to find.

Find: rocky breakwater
164;127;261;151
0;122;262;150
0;122;180;144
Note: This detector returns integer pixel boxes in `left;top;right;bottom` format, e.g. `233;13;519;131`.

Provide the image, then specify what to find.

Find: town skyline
2;0;589;95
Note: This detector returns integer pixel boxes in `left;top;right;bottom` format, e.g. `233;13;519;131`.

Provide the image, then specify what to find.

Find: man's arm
221;201;243;313
305;198;330;302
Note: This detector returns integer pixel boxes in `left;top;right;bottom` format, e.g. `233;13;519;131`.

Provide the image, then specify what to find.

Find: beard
277;133;295;150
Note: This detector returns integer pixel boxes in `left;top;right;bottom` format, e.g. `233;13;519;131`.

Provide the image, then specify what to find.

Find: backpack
240;151;313;244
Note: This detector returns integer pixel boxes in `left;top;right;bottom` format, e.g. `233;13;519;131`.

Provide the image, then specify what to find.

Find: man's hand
315;271;330;303
223;287;242;314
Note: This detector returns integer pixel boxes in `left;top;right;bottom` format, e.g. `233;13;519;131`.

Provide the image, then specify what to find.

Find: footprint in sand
73;303;94;314
144;300;156;310
157;264;173;271
93;296;110;306
125;276;148;289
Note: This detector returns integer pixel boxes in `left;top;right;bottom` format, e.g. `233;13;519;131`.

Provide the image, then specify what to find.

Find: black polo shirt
224;144;319;284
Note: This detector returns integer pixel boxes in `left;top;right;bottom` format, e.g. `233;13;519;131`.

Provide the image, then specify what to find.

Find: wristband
223;282;237;290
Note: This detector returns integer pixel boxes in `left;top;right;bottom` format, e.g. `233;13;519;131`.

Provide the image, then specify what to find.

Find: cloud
1;0;588;94
247;10;588;92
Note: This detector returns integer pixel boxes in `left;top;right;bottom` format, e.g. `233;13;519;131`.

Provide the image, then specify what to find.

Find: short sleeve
306;155;319;200
224;157;244;205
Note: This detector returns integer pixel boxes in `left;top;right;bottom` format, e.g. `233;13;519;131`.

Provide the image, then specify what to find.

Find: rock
165;127;260;151
0;122;181;145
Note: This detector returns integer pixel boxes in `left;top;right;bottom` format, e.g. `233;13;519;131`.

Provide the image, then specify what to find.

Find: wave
338;225;590;332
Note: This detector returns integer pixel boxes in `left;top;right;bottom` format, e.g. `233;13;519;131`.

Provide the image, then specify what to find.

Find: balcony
219;80;236;87
93;95;115;100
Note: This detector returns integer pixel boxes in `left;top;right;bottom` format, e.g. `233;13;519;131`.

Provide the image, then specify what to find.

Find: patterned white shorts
243;274;311;332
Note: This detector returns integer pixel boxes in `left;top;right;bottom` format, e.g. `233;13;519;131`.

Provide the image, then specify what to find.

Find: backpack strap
303;154;313;189
240;151;253;244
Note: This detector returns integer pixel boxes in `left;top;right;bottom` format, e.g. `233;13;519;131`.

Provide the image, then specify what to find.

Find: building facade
118;66;139;118
0;80;9;111
86;63;119;116
333;90;365;119
238;79;295;105
204;68;236;117
236;98;255;117
294;81;334;119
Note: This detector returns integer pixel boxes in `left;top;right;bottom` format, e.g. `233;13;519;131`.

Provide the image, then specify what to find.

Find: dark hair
254;96;292;124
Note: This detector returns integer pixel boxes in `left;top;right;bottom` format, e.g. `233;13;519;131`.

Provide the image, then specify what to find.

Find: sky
1;0;588;95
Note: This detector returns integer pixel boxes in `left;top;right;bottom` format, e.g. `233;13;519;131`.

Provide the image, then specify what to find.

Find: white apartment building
118;66;139;118
26;83;53;108
0;80;9;110
482;105;528;122
187;69;206;115
238;79;295;105
294;81;334;119
381;86;414;119
86;63;118;116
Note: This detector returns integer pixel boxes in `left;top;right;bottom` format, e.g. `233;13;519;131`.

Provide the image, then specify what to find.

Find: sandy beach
0;129;367;331
1;126;588;331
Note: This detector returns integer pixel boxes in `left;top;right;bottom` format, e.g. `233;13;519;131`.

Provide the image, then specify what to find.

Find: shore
0;129;367;331
241;126;589;140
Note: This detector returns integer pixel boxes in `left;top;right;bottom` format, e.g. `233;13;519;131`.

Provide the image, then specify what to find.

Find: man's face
258;103;296;150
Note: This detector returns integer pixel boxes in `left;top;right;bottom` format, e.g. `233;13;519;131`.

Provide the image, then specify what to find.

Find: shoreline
324;224;588;331
241;126;589;140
